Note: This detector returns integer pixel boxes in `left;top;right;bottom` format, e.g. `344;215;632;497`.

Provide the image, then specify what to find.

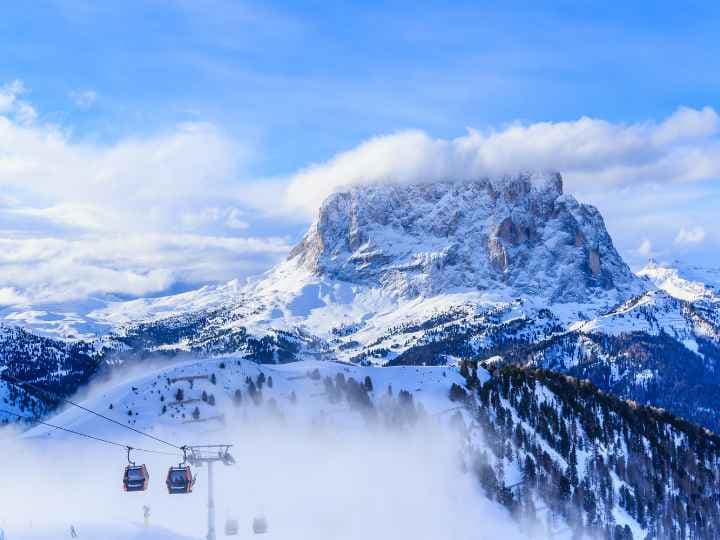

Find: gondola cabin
166;465;194;494
253;516;268;535
225;519;239;536
123;464;149;492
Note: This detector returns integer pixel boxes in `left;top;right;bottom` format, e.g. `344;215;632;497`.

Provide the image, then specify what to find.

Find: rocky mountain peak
288;172;643;301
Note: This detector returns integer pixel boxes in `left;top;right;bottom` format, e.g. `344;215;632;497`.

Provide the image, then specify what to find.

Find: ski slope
5;523;199;540
22;358;474;442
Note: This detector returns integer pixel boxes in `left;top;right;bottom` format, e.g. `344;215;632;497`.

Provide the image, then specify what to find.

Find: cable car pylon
183;444;235;540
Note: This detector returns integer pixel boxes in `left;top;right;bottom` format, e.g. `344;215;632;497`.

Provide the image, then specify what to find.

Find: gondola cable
1;372;183;451
1;373;231;498
0;408;178;456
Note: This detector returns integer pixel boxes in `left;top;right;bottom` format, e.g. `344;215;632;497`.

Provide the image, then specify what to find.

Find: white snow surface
23;358;468;441
638;259;720;303
0;281;245;341
9;524;198;540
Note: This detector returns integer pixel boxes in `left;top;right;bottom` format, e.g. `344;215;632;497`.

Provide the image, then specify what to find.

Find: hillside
8;356;720;539
468;365;720;539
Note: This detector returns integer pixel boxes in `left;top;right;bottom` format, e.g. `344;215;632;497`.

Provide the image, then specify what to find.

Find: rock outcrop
289;172;643;301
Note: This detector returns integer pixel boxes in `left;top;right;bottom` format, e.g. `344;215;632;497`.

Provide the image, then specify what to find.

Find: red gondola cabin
123;464;149;492
166;465;194;494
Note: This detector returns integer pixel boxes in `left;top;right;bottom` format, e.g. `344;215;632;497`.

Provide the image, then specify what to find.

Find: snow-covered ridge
639;259;720;303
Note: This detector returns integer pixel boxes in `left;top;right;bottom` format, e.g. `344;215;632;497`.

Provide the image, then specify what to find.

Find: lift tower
187;445;236;540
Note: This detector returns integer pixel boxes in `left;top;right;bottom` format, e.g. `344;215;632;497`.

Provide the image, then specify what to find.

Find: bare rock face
589;249;602;277
288;172;643;302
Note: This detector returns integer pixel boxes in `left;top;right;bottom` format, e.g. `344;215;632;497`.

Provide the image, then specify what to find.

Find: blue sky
0;0;719;303
5;1;720;169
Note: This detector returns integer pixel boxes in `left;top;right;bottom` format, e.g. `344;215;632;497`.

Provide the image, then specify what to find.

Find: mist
1;408;522;540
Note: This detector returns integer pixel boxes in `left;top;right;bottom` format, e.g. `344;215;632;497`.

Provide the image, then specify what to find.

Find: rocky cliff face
289;172;642;302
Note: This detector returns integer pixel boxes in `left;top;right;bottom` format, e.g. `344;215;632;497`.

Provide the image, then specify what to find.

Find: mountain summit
288;172;641;302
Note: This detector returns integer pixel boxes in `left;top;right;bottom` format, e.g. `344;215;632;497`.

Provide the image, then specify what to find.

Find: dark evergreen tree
449;382;467;402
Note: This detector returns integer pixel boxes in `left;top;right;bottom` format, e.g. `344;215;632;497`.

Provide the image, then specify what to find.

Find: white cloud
0;287;28;306
225;207;250;229
0;80;291;305
4;79;720;305
652;106;720;145
0;80;37;124
0;233;291;304
675;226;706;245
0;117;246;227
179;206;250;231
637;239;653;257
69;89;98;109
286;107;720;215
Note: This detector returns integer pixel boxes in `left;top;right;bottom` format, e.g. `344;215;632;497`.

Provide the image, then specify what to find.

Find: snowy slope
22;357;471;441
11;355;720;539
638;260;720;303
0;281;245;341
8;358;526;540
8;524;199;540
470;366;720;539
574;289;720;349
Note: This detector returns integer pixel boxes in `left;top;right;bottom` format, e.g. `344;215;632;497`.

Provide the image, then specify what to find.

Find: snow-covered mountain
289;172;641;301
638;260;720;332
2;174;720;433
4;174;720;538
639;260;720;303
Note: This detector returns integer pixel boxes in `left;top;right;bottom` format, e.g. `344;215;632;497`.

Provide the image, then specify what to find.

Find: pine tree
568;445;579;486
558;473;571;502
523;456;537;487
449;382;467;402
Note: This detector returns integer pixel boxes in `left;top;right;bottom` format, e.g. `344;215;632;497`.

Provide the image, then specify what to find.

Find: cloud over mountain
3;77;720;305
286;106;720;215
